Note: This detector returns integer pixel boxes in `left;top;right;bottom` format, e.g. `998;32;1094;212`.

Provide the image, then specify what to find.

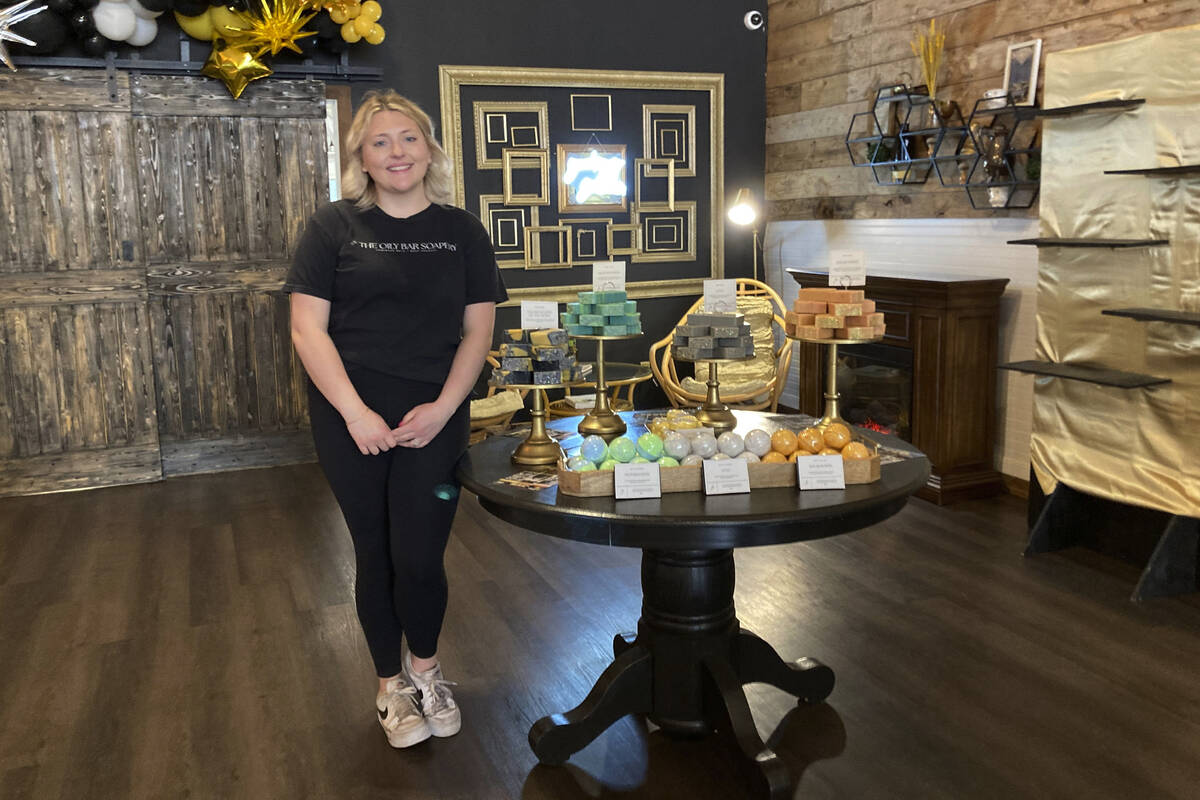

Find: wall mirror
557;144;627;213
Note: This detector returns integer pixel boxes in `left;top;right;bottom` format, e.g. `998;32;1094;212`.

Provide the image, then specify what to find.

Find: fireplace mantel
787;270;1010;505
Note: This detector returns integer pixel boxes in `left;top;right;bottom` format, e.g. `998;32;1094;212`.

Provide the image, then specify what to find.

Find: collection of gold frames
642;104;696;177
502;149;550;206
566;217;615;264
440;66;723;302
606;222;641;257
472;101;549;169
478;194;540;268
632;201;696;263
556;144;628;214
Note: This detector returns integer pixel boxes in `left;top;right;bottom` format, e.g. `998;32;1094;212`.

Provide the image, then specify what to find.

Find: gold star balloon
202;38;273;99
229;0;318;57
0;0;47;72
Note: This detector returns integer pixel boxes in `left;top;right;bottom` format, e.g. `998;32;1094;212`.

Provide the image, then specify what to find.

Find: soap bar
600;324;628;335
687;336;714;350
676;324;709;337
711;325;740;338
596;302;626;316
794;325;832;340
501;328;530;344
559;313;578;326
687;312;744;328
533;370;562;385
595;290;627;303
814;315;843;329
792;300;827;314
829;302;863;317
530;329;567;346
532;346;567;360
715;346;747;358
498;342;531;357
501;357;533;371
577;291;597;304
834;326;878;340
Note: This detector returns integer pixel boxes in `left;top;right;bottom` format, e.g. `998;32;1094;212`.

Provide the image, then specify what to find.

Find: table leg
528;548;834;798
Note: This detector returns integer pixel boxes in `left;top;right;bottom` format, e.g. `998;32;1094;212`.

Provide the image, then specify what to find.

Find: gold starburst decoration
0;0;47;72
229;0;318;58
202;38;273;99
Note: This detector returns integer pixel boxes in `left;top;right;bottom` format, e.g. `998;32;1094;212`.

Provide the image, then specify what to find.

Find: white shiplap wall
762;217;1040;479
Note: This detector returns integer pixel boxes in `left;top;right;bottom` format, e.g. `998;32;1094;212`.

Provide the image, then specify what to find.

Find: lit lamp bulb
727;188;757;225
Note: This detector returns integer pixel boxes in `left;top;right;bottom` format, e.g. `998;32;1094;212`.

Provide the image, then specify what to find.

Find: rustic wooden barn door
131;75;327;478
0;70;329;496
0;72;160;495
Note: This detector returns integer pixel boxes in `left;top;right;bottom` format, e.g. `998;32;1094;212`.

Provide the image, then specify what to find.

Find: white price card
796;455;846;490
520;300;559;329
702;458;751;495
829;250;866;288
593;261;627;292
614;462;662;499
703;279;737;313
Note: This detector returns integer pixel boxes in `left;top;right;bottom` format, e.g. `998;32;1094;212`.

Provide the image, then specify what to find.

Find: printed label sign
614;462;662;499
829;250;866;287
796;455;846;490
593;261;627;292
702;459;751;495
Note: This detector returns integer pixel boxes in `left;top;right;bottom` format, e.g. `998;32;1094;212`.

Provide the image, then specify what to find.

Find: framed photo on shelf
1003;39;1042;106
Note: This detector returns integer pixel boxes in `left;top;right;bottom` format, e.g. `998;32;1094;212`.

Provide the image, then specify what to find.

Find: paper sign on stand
593;261;626;292
520;301;559;329
702;459;751;495
829;250;866;288
796;455;846;490
703;279;737;313
614;462;662;499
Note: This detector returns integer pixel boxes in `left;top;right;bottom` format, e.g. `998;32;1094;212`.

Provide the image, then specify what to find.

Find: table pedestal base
527;549;834;798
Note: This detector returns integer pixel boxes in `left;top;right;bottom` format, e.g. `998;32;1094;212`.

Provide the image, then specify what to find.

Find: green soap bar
577;291;597;304
577;303;596;315
596;302;626;316
579;314;605;326
566;325;592;336
595;290;626;303
624;300;637;312
566;302;581;313
621;315;640;326
603;315;626;324
629;321;643;333
560;312;578;325
601;325;628;335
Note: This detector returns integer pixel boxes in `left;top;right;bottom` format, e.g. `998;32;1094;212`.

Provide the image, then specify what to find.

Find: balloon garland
6;0;387;99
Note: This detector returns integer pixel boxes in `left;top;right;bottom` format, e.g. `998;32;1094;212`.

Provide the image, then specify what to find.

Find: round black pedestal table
457;410;929;798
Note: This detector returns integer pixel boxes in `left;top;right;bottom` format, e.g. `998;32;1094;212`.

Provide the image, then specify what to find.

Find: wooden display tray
557;454;880;497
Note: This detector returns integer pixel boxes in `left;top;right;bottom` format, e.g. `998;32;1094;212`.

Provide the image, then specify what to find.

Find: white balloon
92;1;137;41
126;15;157;46
127;0;164;20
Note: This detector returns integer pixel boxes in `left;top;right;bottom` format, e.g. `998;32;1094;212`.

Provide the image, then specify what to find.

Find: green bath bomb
636;432;665;461
599;459;618;471
608;437;637;463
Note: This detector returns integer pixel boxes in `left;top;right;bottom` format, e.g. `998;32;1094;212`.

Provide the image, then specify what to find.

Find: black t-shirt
284;200;508;384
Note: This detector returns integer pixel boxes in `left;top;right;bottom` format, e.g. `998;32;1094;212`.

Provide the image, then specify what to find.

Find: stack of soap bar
491;329;587;385
784;288;884;340
672;312;753;360
560;290;642;336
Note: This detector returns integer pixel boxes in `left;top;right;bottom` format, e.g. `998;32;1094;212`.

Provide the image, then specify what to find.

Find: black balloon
11;11;69;54
69;10;96;35
173;0;208;16
226;0;247;10
76;0;101;8
137;0;174;12
80;33;110;57
45;0;77;15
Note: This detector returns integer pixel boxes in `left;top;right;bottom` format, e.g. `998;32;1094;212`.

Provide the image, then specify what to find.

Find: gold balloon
229;0;318;57
340;19;360;42
174;10;215;41
364;23;384;45
201;38;272;99
209;6;252;38
358;0;380;21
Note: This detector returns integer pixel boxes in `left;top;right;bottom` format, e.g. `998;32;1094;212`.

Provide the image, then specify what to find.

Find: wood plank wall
764;0;1197;221
0;70;328;496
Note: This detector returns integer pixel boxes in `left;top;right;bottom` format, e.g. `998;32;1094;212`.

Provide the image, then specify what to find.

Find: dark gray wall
353;1;768;373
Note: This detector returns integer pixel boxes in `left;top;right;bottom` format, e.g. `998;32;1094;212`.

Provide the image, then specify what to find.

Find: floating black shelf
1033;99;1146;118
1102;308;1200;326
1103;165;1200;177
999;360;1170;388
1007;238;1169;248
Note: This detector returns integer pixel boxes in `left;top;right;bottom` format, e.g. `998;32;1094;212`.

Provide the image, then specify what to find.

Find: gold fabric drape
1032;24;1200;517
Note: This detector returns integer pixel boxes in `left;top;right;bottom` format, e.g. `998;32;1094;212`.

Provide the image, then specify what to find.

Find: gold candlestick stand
788;334;882;430
504;383;568;466
674;353;754;434
574;333;642;441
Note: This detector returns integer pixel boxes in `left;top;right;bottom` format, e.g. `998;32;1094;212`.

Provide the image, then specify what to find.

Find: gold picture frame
632;201;696;263
524;225;573;269
478;194;541;268
565;216;615;265
472;101;549;169
634;157;675;211
606;222;641;257
440;65;724;302
502;149;550;206
556;143;628;214
642;104;696;177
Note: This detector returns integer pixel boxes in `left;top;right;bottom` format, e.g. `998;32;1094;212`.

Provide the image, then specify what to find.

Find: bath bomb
608;437;636;462
599;459;618;470
743;428;772;457
717;431;745;457
636;432;665;461
680;453;704;466
690;434;718;459
630;455;650;463
658;455;680;468
567;455;596;471
736;451;760;462
580;435;609;464
663;431;690;460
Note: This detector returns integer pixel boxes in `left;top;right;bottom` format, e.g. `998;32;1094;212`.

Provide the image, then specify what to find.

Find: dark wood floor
2;463;1199;800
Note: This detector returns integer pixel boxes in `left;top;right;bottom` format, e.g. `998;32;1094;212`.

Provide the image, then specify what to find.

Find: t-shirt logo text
350;239;458;253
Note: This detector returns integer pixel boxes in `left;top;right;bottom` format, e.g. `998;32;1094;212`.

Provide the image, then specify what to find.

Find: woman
285;90;506;748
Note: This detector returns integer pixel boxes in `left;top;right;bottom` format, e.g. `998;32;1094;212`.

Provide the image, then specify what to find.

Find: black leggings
307;365;468;677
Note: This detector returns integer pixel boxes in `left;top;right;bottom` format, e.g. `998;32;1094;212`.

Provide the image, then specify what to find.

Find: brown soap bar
794;325;833;339
792;300;827;314
834;326;878;340
860;299;877;313
796;287;865;303
845;312;885;327
829;302;863;317
814;314;844;329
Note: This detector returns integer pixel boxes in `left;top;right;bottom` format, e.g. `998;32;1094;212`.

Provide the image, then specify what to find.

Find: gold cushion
691;296;777;395
469;389;524;421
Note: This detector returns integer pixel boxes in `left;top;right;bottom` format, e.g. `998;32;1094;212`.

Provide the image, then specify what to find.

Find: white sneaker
403;650;462;737
376;674;431;748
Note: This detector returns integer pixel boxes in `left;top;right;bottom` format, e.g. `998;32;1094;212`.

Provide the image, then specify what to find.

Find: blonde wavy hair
342;90;454;209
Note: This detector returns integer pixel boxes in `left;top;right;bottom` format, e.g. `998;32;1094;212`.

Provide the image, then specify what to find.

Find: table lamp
727;187;759;281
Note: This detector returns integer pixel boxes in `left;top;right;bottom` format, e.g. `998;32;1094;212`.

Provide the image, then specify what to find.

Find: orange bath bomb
770;429;798;456
823;423;852;450
788;450;813;462
841;441;871;460
818;447;840;456
761;450;787;463
797;427;824;454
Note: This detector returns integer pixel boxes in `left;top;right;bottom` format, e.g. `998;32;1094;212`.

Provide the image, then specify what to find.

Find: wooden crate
556;454;879;497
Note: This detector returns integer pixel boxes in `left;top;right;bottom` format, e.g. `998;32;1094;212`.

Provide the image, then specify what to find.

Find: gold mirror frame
439;65;724;303
557;144;628;214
